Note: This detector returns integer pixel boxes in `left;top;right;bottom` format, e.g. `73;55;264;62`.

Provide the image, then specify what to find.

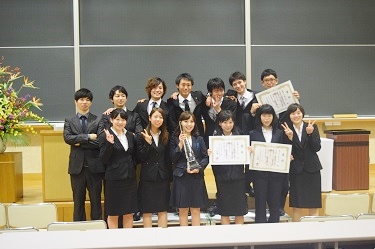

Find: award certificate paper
255;80;299;114
249;141;292;173
209;135;250;165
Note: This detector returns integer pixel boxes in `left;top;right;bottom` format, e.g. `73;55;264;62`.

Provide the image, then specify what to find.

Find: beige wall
5;119;375;173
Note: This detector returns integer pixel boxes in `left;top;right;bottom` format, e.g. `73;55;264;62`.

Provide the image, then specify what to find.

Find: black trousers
253;171;284;223
70;168;104;221
280;174;289;210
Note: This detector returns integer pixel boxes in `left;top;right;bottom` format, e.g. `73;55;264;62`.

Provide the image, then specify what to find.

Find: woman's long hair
145;107;169;145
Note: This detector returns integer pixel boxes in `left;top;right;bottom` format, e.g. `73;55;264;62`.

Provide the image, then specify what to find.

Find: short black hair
109;85;128;100
207;77;225;93
175;73;194;86
74;88;93;101
110;108;128;120
261;69;278;81
229;71;246;86
254;104;279;130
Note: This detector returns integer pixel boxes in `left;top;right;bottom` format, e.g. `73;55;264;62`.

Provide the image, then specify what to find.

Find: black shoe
246;186;255;198
207;203;218;217
279;208;286;216
133;211;142;221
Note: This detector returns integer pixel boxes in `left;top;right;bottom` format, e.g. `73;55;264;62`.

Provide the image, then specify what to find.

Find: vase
0;137;6;153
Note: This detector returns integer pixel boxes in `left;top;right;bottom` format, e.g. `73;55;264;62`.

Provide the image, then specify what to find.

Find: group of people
63;69;323;229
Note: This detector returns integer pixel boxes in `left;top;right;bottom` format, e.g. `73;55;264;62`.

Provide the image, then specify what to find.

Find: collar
178;93;192;103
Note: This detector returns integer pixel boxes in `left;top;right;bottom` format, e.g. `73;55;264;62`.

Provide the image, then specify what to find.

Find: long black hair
214;110;239;135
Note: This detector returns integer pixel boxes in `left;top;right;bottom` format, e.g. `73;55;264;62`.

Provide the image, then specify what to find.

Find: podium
0;152;23;202
325;129;370;191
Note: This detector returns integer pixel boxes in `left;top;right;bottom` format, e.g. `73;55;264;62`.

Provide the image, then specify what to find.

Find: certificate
209;135;250;165
249;141;292;173
255;80;299;114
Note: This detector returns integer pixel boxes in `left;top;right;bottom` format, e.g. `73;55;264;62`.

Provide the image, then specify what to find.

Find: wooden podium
325;129;370;191
0;152;23;203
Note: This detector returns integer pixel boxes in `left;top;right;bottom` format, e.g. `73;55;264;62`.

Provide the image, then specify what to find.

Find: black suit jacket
288;123;322;175
99;129;136;180
169;135;208;178
63;113;105;174
133;100;169;129
98;109;143;134
167;91;206;136
226;89;258;135
202;97;237;144
136;133;171;181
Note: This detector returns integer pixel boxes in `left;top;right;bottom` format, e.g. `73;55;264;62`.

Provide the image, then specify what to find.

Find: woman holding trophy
169;111;209;226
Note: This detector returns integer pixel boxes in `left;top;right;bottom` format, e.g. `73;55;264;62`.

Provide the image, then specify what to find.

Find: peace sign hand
141;129;152;145
281;122;293;141
104;129;114;144
306;120;316;135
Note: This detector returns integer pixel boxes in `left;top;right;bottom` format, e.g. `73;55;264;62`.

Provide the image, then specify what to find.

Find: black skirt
105;178;138;216
289;170;322;208
139;180;170;213
170;173;209;209
216;179;248;216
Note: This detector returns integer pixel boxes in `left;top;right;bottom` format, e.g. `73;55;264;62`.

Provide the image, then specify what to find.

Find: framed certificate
209;135;250;165
249;141;292;173
255;80;299;114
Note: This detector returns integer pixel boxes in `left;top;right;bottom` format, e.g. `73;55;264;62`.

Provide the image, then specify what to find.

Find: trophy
179;121;201;171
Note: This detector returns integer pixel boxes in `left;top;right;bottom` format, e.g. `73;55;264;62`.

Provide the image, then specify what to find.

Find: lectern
325;129;370;191
0;152;23;202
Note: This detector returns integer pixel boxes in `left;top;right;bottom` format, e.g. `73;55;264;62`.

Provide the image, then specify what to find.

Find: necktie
152;101;157;109
80;116;87;133
240;96;246;109
183;99;190;111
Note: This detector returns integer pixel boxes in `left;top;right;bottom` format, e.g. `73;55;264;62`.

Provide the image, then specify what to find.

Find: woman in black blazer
136;108;171;228
169;111;209;226
99;109;137;228
250;104;288;223
282;103;322;222
209;110;248;225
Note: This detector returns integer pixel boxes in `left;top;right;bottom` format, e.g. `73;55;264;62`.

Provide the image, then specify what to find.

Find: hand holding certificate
249;141;292;173
209;135;250;165
255;80;299;114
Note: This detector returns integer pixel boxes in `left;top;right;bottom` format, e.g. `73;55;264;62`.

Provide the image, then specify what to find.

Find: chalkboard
250;0;375;116
2;0;375;122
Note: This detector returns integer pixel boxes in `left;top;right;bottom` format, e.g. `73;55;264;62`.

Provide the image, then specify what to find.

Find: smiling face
110;114;127;133
211;87;224;101
75;97;92;114
177;79;192;99
219;118;234;135
289;108;304;126
150;83;164;101
261;75;278;89
111;90;127;108
231;79;247;95
149;110;164;130
180;116;195;135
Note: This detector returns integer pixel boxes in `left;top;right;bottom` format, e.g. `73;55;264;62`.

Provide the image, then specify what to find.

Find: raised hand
141;129;152;144
104;129;114;144
306;120;316;135
281;122;293;140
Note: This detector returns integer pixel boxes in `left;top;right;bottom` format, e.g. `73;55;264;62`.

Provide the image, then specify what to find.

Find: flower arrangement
0;56;50;146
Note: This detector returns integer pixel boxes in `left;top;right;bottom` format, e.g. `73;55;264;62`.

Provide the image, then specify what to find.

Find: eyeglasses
263;78;276;83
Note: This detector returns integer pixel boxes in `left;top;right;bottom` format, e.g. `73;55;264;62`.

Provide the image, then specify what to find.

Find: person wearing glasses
252;69;301;217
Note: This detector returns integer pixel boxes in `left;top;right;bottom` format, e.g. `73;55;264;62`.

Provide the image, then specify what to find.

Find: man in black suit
99;85;142;134
133;77;169;129
202;77;237;145
167;73;206;136
63;88;104;221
